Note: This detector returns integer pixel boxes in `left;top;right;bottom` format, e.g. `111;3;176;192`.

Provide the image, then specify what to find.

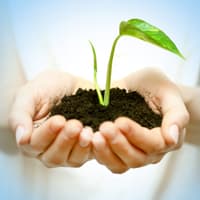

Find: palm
29;70;93;121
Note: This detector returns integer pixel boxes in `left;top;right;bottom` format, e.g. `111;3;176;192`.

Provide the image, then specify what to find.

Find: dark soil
50;88;162;131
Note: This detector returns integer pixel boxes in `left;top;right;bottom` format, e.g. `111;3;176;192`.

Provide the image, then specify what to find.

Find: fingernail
79;127;91;147
16;126;25;144
169;124;179;144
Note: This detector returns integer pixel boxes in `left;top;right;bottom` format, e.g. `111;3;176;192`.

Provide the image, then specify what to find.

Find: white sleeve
8;1;56;80
0;1;26;127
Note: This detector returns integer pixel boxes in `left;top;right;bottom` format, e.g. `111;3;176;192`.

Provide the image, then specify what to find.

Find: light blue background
1;1;200;200
4;0;200;84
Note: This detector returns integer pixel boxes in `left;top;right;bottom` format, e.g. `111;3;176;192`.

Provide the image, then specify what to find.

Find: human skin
92;68;191;173
8;70;94;167
178;85;200;145
8;68;200;172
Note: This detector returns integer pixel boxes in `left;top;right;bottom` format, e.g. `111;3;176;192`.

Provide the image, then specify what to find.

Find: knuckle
127;157;146;168
109;167;128;174
150;154;164;164
68;156;87;167
50;157;64;166
60;132;70;142
151;157;162;164
128;162;142;168
63;124;80;139
68;161;82;168
40;155;64;167
148;142;165;154
110;138;122;146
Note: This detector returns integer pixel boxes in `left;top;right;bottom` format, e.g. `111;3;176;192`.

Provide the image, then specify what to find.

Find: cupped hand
9;70;93;167
92;68;189;173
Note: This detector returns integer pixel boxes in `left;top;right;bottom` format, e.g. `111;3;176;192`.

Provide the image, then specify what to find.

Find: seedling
89;18;184;106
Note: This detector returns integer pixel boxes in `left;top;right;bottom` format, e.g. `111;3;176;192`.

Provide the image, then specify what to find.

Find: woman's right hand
9;70;94;167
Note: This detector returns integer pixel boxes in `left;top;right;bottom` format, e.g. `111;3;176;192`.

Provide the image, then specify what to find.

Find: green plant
89;18;184;106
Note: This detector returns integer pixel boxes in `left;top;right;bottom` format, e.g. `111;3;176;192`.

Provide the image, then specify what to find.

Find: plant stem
94;71;104;106
104;35;121;106
89;41;104;105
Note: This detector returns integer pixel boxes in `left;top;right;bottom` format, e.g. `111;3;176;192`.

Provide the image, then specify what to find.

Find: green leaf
120;18;184;59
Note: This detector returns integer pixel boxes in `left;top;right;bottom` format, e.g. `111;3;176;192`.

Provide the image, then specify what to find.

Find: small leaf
89;41;104;106
89;41;97;73
120;18;184;58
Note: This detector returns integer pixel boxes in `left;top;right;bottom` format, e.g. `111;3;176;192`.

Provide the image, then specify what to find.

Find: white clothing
1;1;200;200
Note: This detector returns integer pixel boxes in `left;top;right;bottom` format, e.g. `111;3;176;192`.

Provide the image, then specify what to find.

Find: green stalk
90;18;184;107
89;41;104;106
103;35;121;106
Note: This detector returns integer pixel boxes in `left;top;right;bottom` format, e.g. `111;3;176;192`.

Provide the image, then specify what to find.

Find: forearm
179;85;200;145
0;6;27;129
0;66;26;129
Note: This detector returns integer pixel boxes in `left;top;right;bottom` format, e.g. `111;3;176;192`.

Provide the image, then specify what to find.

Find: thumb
8;109;33;145
161;91;189;146
8;87;35;145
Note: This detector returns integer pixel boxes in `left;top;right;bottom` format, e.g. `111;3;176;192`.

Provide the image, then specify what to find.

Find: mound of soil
50;88;162;131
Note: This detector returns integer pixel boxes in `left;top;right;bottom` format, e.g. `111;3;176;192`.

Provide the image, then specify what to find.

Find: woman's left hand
92;68;189;173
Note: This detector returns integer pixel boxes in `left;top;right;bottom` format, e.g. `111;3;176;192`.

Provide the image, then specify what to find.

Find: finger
8;86;36;145
149;153;165;164
100;121;148;168
161;87;189;146
92;131;128;173
10;112;33;146
68;127;93;166
39;119;82;167
25;115;66;156
172;128;186;150
115;117;166;154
